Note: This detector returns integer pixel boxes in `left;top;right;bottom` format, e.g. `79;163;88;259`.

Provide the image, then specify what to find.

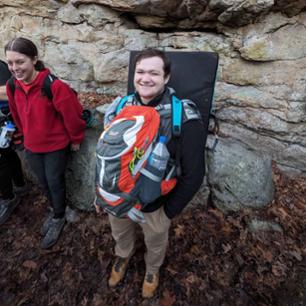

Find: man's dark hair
4;37;45;71
133;48;171;78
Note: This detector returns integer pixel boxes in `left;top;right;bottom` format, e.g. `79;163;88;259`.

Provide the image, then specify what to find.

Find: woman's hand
71;143;80;151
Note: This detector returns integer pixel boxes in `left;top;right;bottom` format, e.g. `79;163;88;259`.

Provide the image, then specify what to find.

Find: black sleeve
164;120;206;219
0;61;11;86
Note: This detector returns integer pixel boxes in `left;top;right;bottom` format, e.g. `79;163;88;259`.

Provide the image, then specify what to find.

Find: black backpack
7;74;59;101
7;74;92;127
0;60;12;122
0;60;12;88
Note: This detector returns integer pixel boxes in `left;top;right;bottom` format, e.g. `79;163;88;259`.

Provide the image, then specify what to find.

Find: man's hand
127;207;146;223
94;203;102;214
94;197;103;215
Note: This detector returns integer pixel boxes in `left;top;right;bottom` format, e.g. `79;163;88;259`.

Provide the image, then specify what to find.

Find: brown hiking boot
142;272;159;298
108;256;130;287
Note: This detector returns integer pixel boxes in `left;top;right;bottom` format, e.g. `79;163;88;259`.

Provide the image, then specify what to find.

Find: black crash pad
127;51;219;138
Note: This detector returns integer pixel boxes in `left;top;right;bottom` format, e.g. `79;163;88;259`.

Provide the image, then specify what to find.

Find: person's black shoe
41;217;65;249
14;183;29;196
0;195;21;225
40;213;54;236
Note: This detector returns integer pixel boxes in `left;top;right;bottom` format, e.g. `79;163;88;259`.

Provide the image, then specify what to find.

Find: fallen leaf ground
1;164;305;306
1;95;305;305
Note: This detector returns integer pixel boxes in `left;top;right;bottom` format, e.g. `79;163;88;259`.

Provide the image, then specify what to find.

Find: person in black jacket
0;60;27;225
96;49;205;298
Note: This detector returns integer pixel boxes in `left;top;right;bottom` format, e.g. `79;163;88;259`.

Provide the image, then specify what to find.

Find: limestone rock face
69;0;305;27
1;0;306;211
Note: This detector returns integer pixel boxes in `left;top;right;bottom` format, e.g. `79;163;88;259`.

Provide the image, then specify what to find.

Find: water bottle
137;136;170;205
149;136;170;172
0;121;15;148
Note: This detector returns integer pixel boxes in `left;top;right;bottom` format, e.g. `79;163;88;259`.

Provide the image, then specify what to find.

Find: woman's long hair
5;37;45;71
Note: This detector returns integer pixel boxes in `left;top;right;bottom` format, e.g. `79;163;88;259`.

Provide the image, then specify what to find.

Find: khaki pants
108;206;171;274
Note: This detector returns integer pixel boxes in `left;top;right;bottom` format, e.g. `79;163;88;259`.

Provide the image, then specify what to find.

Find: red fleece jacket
6;69;85;153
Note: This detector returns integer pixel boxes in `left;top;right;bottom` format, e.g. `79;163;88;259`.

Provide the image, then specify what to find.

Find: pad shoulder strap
171;96;202;176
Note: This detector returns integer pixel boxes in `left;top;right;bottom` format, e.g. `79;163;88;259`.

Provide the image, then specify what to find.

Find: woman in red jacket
5;37;86;249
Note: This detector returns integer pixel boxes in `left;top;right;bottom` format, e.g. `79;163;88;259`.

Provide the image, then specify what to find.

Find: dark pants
25;147;69;217
0;148;25;199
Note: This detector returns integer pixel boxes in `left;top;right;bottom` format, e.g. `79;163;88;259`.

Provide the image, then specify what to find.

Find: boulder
66;126;102;211
207;139;274;212
189;176;210;208
17;125;102;212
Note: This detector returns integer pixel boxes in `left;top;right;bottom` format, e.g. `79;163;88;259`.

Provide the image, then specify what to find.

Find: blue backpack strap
116;94;135;115
171;95;183;138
